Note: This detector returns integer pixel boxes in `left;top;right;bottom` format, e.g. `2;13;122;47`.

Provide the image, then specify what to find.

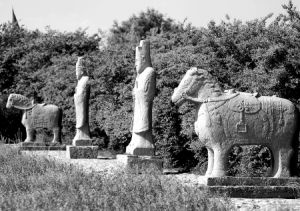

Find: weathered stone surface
6;93;62;144
73;139;93;146
46;145;67;151
97;150;116;159
126;145;155;156
20;145;66;151
66;57;96;159
66;146;98;159
19;142;66;151
197;176;300;198
126;40;156;156
198;176;300;186
116;154;163;171
172;67;299;178
72;57;92;145
202;186;300;199
21;142;47;147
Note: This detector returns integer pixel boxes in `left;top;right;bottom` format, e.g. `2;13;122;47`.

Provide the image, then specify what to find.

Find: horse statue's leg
211;144;231;177
24;128;35;142
205;147;214;176
270;144;294;178
269;146;279;177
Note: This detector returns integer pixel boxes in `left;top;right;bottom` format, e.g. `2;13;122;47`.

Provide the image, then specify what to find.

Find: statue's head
135;40;152;74
172;68;209;105
76;57;87;80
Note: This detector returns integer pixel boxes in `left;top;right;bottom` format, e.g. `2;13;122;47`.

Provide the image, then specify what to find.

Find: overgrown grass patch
0;146;233;210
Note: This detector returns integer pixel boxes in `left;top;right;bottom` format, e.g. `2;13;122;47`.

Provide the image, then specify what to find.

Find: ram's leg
51;127;61;144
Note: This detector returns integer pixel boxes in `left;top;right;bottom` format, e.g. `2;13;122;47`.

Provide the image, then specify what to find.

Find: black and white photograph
1;0;300;210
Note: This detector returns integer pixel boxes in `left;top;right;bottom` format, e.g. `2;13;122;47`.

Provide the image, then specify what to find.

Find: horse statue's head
171;67;222;106
6;94;34;110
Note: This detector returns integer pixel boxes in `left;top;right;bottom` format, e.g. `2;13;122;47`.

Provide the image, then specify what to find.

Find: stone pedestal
116;154;163;172
67;138;98;159
73;139;93;146
125;145;154;156
66;145;98;159
126;131;155;156
198;176;300;198
19;142;66;151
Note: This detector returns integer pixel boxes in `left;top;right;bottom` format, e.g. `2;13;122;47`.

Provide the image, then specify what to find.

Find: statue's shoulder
79;76;90;87
81;76;90;83
143;67;155;75
143;67;155;80
137;67;155;82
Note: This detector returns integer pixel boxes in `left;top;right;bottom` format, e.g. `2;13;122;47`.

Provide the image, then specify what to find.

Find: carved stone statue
73;57;91;146
6;93;62;143
126;40;156;156
172;67;299;178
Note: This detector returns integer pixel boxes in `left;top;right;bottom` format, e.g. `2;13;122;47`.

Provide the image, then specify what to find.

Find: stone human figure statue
73;57;91;145
126;40;156;156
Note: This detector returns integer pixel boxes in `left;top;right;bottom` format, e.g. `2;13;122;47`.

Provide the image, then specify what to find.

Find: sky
0;0;299;35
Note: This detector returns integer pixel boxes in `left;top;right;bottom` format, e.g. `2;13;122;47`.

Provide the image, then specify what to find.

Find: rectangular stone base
202;186;300;198
116;154;163;172
19;142;66;151
21;142;47;146
73;139;93;146
198;176;300;186
198;176;300;198
66;145;98;159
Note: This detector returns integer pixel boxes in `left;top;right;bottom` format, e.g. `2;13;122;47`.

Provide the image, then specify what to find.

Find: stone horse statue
172;67;299;178
6;94;62;144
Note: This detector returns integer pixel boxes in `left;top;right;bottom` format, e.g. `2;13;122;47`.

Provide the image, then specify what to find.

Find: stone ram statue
6;94;62;144
171;67;299;178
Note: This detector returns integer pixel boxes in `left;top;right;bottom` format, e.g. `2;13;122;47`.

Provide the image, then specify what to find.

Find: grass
0;145;233;210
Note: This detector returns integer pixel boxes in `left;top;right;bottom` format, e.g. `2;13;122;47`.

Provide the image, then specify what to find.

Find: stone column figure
73;56;92;146
126;40;156;156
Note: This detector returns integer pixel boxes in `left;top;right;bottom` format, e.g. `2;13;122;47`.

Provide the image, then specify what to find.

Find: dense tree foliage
0;1;300;173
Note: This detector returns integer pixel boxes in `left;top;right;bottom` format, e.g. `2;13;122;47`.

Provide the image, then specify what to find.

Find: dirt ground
22;150;300;211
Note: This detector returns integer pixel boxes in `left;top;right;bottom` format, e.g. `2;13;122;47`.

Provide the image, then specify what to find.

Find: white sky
0;0;299;35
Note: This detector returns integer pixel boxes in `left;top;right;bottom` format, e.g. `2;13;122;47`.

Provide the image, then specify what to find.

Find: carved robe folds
132;67;155;133
67;57;98;159
126;67;156;156
75;77;90;129
73;76;91;145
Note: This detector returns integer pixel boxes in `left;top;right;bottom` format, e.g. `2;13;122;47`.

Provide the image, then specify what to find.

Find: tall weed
0;145;233;210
